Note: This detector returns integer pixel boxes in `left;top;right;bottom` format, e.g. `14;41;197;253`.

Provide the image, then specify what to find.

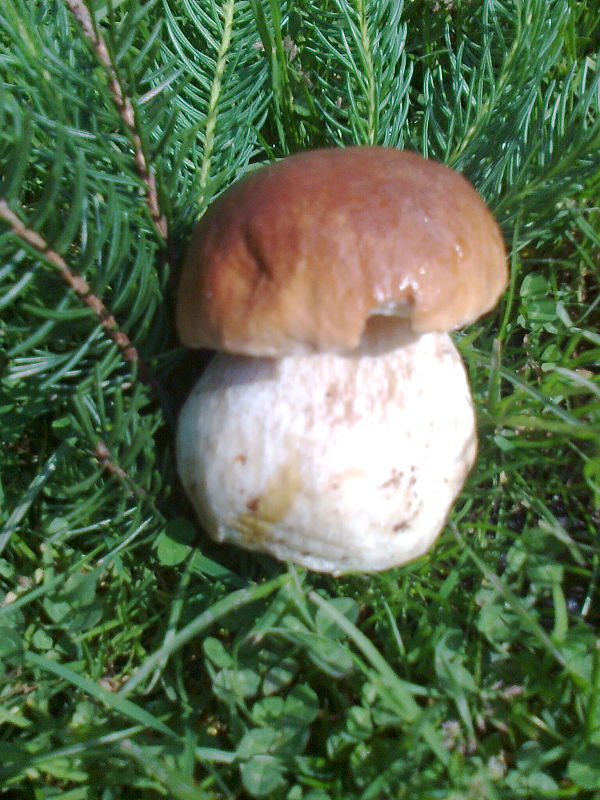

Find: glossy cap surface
177;147;507;356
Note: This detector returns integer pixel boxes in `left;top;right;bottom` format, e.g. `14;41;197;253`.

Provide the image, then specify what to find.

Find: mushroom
176;147;507;574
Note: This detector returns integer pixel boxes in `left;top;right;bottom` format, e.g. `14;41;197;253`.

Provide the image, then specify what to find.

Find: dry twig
0;198;138;362
65;0;168;240
94;441;149;498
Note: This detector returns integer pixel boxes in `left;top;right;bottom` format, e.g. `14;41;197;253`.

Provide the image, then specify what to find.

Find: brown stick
0;199;138;362
94;440;149;497
64;0;168;240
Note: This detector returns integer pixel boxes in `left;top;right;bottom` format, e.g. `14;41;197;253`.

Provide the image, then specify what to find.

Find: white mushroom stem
176;324;477;574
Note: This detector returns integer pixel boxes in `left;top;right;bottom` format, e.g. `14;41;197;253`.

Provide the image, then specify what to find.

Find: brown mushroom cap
177;147;507;356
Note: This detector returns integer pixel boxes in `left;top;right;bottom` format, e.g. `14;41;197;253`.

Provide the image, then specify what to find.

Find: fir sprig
0;198;138;362
160;0;270;214
65;0;169;239
302;0;413;147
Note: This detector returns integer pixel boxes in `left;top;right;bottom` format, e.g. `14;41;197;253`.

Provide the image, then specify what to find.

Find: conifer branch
0;199;138;363
94;441;149;499
94;441;130;482
355;0;377;145
197;0;236;208
64;0;168;241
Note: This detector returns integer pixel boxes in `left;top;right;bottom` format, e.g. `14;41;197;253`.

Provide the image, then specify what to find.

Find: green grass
1;0;599;798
